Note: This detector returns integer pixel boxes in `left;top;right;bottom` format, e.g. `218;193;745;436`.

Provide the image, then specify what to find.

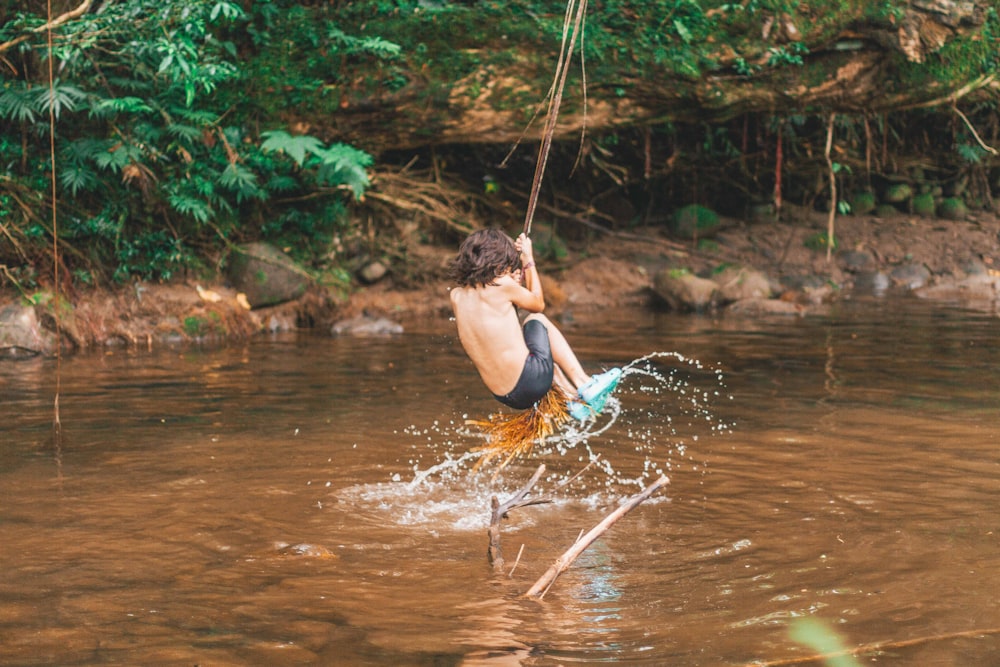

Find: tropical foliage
1;0;998;287
0;0;385;284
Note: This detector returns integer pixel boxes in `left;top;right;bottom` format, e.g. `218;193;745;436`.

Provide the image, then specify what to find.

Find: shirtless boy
449;228;619;418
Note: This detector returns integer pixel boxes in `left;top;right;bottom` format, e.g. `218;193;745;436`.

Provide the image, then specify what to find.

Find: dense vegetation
1;0;998;292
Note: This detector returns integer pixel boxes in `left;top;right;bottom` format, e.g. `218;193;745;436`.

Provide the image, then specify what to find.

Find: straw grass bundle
468;388;574;470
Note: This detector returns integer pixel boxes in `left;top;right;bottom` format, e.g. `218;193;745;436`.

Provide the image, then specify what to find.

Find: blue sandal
568;368;622;421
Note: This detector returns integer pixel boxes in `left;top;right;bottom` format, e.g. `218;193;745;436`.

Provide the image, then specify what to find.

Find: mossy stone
883;183;912;204
670;204;721;240
227;242;309;307
874;204;899;218
937;197;967;221
850;191;877;215
911;192;936;217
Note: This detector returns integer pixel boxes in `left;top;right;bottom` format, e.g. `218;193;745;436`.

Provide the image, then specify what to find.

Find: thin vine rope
522;0;588;237
47;0;63;448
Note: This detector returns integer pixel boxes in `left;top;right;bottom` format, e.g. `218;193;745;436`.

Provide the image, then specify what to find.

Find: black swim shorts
493;319;554;410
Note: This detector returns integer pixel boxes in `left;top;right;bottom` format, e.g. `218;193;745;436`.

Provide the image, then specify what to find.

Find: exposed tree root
365;167;485;237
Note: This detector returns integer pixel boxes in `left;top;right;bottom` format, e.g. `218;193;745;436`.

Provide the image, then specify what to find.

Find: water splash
338;351;732;530
410;352;731;491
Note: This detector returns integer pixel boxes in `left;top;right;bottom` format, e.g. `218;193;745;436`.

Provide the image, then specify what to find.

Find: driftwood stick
487;464;548;572
553;454;601;491
508;543;526;577
525;475;669;599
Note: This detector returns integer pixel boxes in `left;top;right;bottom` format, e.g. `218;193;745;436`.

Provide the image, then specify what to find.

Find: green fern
956;143;985;164
29;82;88;119
265;174;299;192
93;142;142;174
59;163;100;197
168;193;212;223
314;143;372;199
0;84;38;122
218;163;264;203
327;26;401;57
166;122;204;143
261;130;324;166
61;138;115;194
170;105;219;126
90;96;154;118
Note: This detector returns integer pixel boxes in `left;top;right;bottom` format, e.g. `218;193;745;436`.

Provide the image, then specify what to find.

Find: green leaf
218;163;264;203
59;163;99;197
674;19;692;44
0;85;37;122
166;122;203;143
158;53;175;74
29;82;87;119
328;26;401;58
265;174;299;192
314;142;373;199
261;130;324;166
168;193;212;223
210;1;244;21
93;143;140;173
91;96;153;118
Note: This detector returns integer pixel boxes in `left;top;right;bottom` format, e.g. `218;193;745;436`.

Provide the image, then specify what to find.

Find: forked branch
525;474;669;599
487;464;549;572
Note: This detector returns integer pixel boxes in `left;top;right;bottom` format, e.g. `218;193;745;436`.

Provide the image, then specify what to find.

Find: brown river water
1;299;998;666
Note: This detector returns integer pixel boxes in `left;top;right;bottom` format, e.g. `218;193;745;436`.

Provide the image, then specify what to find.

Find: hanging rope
47;0;64;451
522;0;588;237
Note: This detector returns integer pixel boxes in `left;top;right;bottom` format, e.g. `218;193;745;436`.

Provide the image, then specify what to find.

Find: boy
449;228;620;420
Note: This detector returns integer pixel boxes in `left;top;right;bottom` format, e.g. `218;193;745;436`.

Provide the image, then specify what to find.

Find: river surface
2;299;998;666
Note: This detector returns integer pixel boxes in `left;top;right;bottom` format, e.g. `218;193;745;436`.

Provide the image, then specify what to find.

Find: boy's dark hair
450;228;521;287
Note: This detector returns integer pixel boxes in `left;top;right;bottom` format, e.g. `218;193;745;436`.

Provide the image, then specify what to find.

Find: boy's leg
525;313;590;392
553;366;575;396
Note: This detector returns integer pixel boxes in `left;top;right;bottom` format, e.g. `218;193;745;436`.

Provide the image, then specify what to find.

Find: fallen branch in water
525;474;669;599
487;458;604;573
488;464;549;573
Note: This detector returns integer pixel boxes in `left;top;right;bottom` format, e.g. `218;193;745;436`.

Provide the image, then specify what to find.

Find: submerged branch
525;474;669;599
487;464;549;572
486;457;603;573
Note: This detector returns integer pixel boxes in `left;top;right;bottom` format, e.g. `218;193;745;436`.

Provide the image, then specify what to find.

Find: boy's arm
510;233;544;312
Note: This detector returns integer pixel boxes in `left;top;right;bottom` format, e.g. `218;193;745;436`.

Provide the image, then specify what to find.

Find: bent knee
524;313;552;327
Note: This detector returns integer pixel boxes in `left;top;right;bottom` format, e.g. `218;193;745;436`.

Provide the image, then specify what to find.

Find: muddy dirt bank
3;205;1000;356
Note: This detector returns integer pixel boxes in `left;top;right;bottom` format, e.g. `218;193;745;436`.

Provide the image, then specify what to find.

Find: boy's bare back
450;274;538;396
449;230;548;396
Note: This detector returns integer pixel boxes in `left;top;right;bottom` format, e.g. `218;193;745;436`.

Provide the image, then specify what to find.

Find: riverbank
345;204;1000;322
3;204;1000;356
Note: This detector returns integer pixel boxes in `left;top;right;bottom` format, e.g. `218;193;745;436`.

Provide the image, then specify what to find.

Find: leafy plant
766;43;809;68
0;0;382;283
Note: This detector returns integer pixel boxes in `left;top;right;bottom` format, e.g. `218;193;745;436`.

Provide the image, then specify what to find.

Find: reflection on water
2;301;999;665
